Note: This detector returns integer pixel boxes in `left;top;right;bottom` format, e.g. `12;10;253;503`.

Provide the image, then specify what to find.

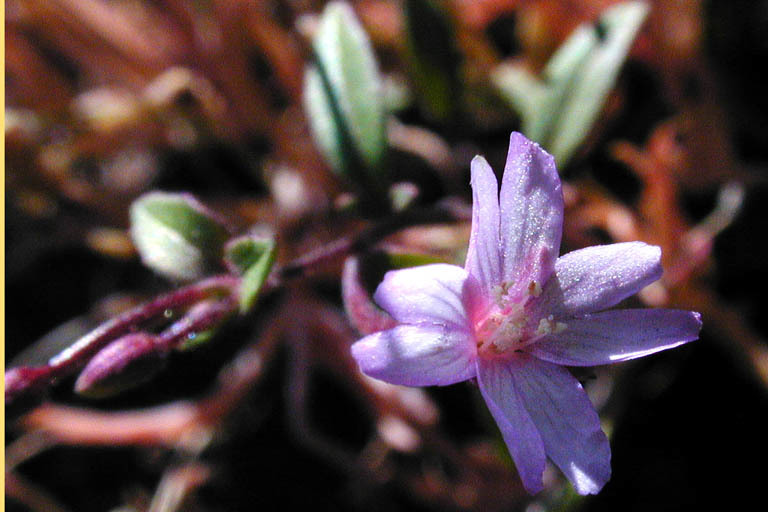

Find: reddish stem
6;275;240;407
278;201;468;279
156;297;238;350
6;201;470;411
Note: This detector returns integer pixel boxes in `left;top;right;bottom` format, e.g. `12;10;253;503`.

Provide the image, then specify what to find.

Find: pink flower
351;133;701;494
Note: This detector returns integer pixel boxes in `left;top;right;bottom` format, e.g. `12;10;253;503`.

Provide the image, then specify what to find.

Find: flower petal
528;309;701;366
465;155;502;297
374;264;473;329
510;354;611;495
539;242;662;317
351;325;476;386
499;133;563;302
476;356;547;494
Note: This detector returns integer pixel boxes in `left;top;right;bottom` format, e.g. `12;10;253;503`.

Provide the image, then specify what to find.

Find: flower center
474;280;566;356
475;308;527;354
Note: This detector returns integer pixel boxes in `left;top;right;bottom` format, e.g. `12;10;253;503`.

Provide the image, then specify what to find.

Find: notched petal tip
466;153;502;295
542;241;666;317
499;132;563;298
634;242;663;278
507;131;558;177
470;154;490;168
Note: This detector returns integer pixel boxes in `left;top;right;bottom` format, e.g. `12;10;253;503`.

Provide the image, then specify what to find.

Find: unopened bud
75;333;167;399
341;255;396;335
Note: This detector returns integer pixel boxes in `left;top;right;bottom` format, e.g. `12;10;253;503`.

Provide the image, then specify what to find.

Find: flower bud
341;255;396;335
75;333;167;399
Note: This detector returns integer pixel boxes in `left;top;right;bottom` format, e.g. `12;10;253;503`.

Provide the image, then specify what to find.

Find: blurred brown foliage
6;1;768;511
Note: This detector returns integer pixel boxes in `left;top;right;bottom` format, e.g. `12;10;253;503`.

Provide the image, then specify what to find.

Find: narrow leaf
493;29;596;146
493;65;548;139
304;66;346;174
403;0;462;120
493;1;649;167
549;1;650;164
304;2;387;181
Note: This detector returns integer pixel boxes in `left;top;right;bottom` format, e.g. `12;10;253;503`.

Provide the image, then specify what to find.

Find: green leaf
387;252;444;269
304;2;387;183
224;236;272;274
224;236;276;314
493;65;547;137
493;1;649;167
130;192;228;281
493;21;597;144
548;1;649;165
403;0;462;121
528;25;596;144
305;66;346;173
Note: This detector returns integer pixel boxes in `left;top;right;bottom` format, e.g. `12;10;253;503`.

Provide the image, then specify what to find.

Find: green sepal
224;236;276;314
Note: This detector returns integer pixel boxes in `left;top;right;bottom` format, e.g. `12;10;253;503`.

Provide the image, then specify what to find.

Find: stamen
535;315;567;336
476;283;557;356
492;282;512;308
489;317;526;352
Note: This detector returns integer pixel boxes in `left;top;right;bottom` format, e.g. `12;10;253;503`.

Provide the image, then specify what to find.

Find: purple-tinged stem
278;202;468;280
6;201;470;410
6;275;240;407
156;298;238;350
74;298;239;397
